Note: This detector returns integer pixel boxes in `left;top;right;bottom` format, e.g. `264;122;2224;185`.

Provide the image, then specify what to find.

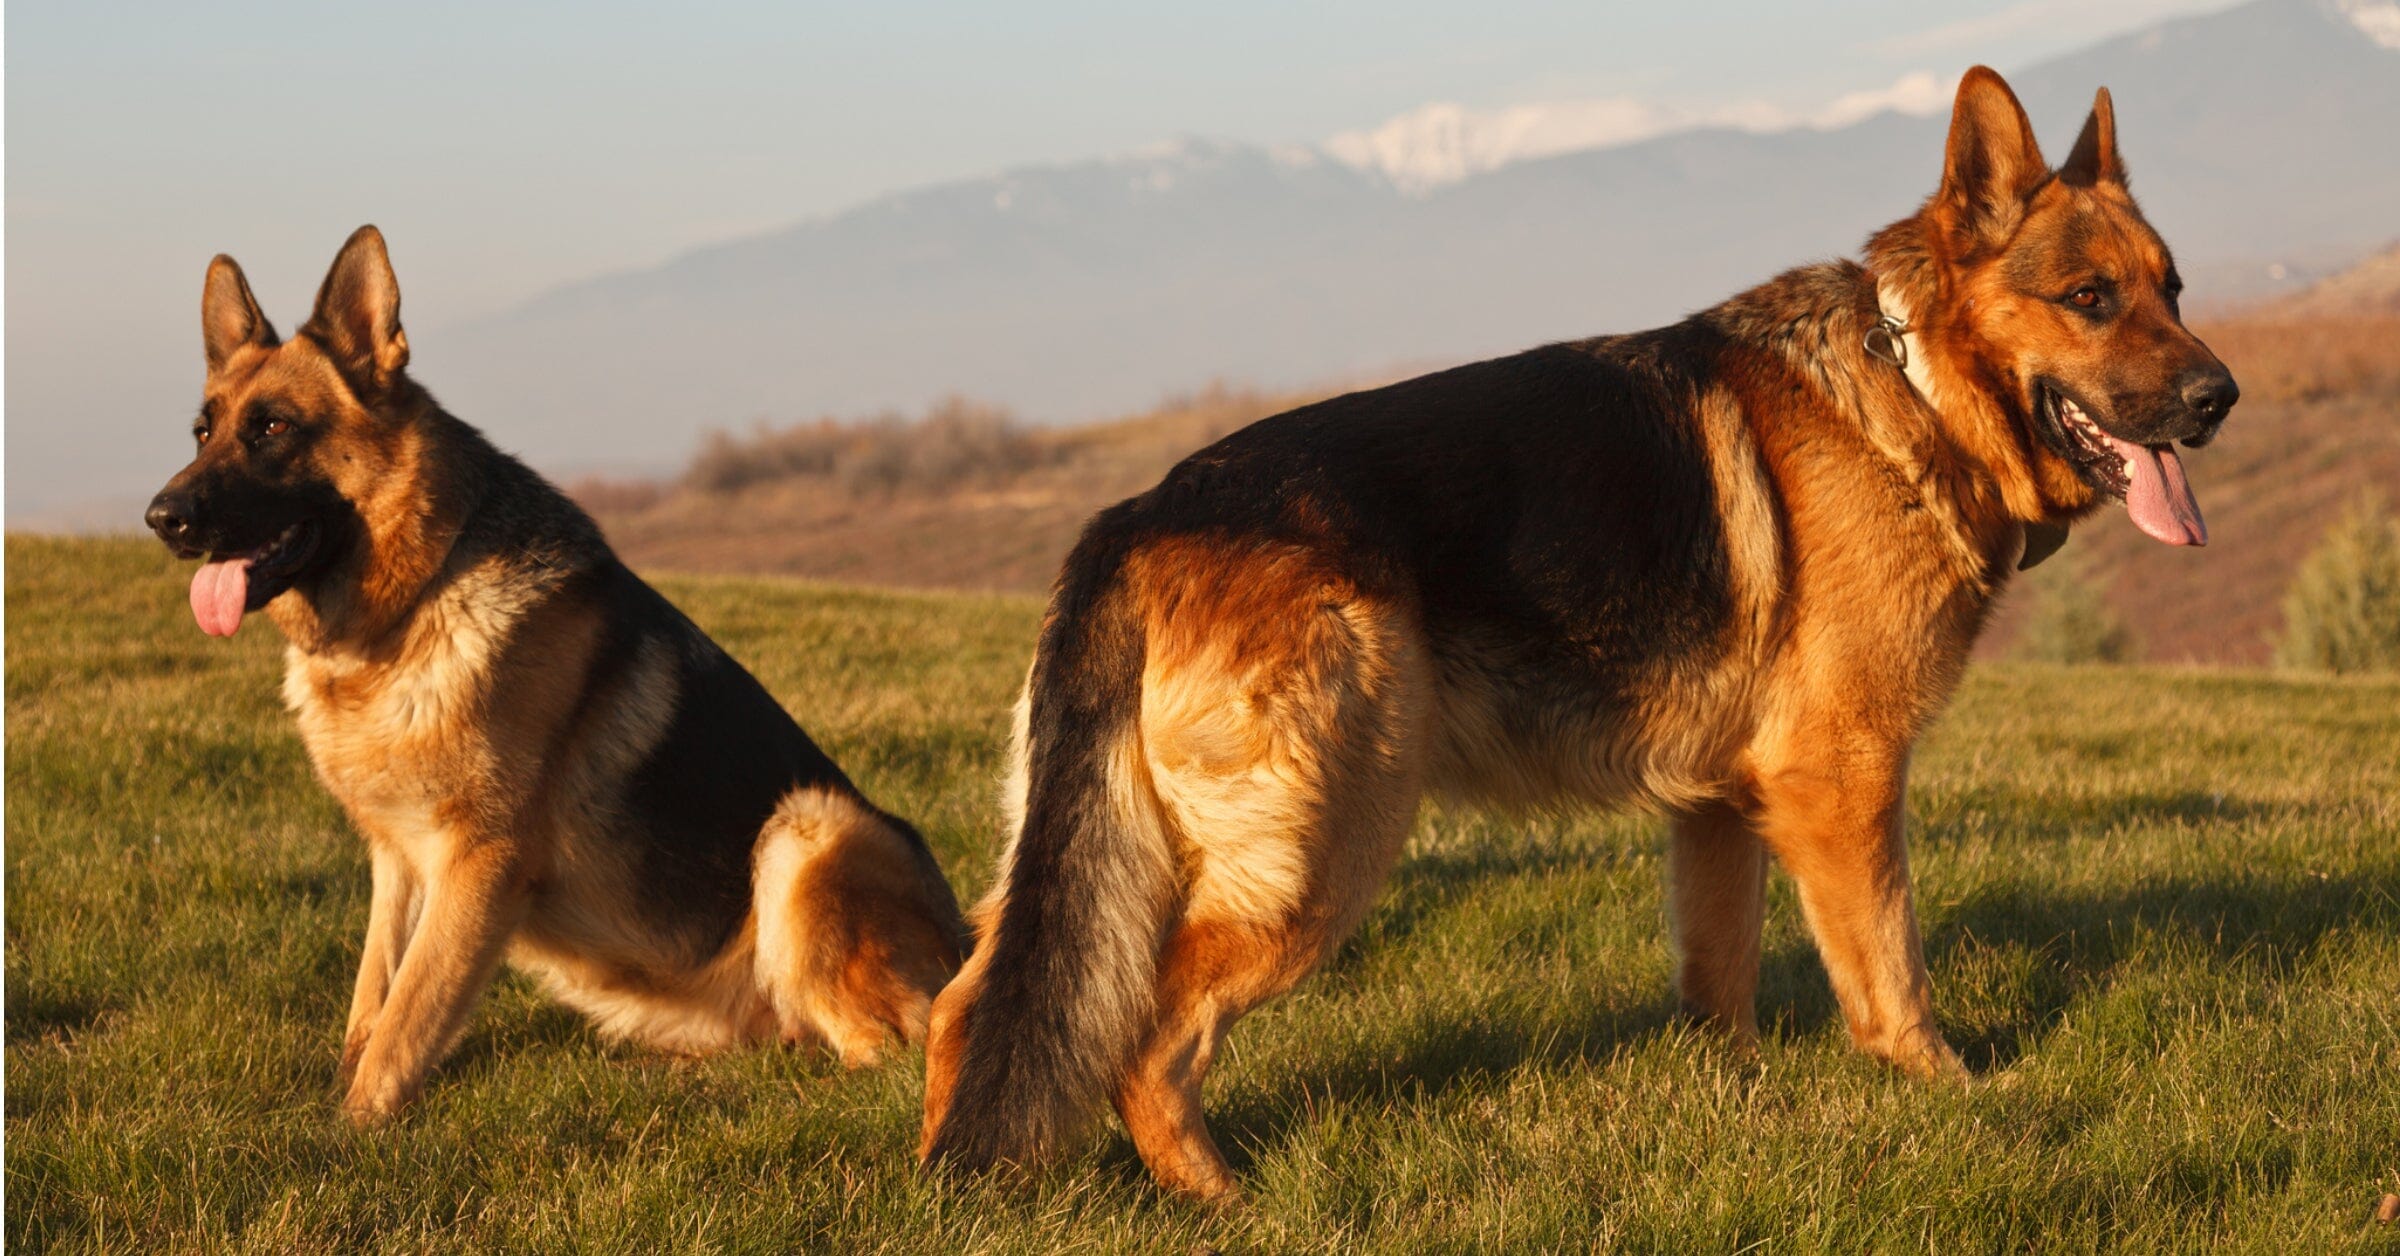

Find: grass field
8;534;2399;1252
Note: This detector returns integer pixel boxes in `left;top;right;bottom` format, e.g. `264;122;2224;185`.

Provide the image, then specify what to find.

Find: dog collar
1869;282;1941;404
1863;312;1910;369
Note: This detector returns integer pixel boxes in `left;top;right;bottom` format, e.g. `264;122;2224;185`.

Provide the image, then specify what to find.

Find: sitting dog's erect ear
2058;87;2125;188
202;255;278;372
1933;67;2048;250
303;225;411;388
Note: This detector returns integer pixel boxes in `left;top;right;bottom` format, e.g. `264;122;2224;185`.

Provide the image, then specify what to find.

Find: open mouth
2036;384;2208;548
2041;386;2132;496
189;520;321;637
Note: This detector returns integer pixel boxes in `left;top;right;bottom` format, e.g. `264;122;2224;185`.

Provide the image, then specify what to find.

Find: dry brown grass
2192;315;2400;406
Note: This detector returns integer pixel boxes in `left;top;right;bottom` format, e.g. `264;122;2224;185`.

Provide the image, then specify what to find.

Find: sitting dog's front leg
340;844;421;1088
342;837;530;1123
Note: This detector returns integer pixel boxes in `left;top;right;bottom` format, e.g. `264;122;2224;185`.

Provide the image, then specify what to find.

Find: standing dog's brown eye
2068;287;2102;309
263;417;290;437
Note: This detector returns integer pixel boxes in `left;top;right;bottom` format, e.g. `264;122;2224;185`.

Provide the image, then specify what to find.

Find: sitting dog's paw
340;1073;416;1126
335;1031;370;1089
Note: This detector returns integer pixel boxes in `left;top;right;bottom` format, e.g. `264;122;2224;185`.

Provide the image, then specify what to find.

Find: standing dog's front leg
340;844;421;1088
342;838;530;1123
1750;748;1965;1081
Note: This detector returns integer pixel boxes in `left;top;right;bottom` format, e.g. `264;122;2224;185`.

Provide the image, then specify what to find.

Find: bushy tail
923;543;1179;1171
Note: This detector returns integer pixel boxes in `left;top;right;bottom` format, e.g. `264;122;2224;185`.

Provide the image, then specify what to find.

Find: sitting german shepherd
146;226;967;1122
921;68;2237;1198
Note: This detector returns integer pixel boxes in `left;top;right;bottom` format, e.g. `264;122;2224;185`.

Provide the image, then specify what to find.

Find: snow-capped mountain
1321;73;1953;195
2339;0;2400;47
423;0;2400;476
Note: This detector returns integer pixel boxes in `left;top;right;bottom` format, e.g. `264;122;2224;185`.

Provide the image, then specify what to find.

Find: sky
4;0;2243;523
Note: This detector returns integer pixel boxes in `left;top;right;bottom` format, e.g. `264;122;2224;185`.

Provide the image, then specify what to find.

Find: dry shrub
683;397;1051;499
2275;493;2400;674
2011;555;2136;665
1064;382;1322;491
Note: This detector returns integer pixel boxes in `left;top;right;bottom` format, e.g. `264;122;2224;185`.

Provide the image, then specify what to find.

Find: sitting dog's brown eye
263;417;290;437
2068;287;2102;309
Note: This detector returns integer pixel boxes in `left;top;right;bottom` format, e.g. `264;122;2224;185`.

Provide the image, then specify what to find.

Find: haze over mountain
405;0;2397;481
14;0;2380;523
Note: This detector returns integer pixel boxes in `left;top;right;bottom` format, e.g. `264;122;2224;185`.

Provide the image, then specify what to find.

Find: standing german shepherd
145;226;967;1122
921;68;2237;1199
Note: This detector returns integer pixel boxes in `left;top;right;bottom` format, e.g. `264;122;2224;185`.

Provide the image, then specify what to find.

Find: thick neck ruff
1869;274;2072;571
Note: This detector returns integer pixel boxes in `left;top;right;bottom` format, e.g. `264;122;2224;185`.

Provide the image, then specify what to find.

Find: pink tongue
190;558;252;637
2106;435;2207;547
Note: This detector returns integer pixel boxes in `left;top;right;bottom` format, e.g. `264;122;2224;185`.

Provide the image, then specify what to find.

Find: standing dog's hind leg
1669;799;1770;1044
1114;910;1363;1204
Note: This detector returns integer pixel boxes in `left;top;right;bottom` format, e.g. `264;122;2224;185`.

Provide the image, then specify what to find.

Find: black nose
2182;370;2239;424
146;491;197;544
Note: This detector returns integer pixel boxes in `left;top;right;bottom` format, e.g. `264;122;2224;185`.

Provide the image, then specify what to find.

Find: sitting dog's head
146;226;421;636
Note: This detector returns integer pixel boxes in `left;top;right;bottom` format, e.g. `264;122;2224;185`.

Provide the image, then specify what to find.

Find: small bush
2275;493;2400;674
682;397;1051;498
2013;555;2135;664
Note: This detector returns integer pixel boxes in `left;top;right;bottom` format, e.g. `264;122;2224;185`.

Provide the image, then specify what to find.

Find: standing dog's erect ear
2059;87;2124;188
303;225;410;387
202;255;278;371
1934;67;2047;249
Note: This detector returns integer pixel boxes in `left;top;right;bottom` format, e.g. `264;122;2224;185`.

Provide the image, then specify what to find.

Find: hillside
583;304;2400;665
2256;239;2400;317
577;383;1337;592
1995;310;2400;663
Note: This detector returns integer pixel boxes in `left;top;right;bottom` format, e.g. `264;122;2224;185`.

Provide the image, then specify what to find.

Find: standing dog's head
146;226;430;638
1871;68;2237;549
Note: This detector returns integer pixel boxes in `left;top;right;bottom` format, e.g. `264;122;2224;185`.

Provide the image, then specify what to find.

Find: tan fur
1131;538;1430;926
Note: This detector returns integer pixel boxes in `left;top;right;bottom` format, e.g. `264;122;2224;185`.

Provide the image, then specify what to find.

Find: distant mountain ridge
1318;72;1954;194
425;0;2400;475
2264;240;2400;314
